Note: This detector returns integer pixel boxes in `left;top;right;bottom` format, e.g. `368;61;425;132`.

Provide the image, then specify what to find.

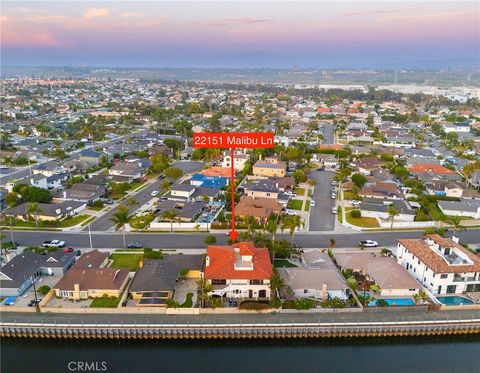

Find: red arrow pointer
229;147;237;241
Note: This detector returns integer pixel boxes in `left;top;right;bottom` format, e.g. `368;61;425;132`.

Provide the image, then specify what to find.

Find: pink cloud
83;8;111;20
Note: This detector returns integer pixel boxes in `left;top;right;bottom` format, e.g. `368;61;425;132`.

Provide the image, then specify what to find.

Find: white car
359;240;378;248
331;180;337;186
310;200;316;207
151;191;160;197
331;206;338;214
43;240;66;248
285;191;297;197
331;193;337;199
285;210;298;216
351;200;361;206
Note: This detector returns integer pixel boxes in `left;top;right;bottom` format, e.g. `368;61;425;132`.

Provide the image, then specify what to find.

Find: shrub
204;235;217;245
321;297;347;308
269;297;282;309
179;268;189;277
283;298;316;310
347;277;357;290
350;209;361;218
239;300;272;310
37;285;51;295
143;248;163;259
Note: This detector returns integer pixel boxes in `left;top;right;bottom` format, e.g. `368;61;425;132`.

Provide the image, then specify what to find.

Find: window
212;279;226;285
249;280;263;285
446;285;457;294
440;274;448;279
304;289;308;293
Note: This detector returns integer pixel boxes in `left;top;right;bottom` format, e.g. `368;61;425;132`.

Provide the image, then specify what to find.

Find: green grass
337;206;343;223
343;190;356;200
80;216;96;226
287;199;303;210
6;214;90;228
274;259;297;268
180;293;194;308
304;202;310;212
90;296;121;308
294;187;305;196
307;190;313;197
88;205;104;212
346;212;379;228
109;253;143;271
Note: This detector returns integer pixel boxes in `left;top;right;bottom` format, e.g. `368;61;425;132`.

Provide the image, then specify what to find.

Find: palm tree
201;194;210;204
387;204;400;230
270;268;285;298
127;197;138;208
265;214;280;243
446;216;466;238
26;202;44;230
162;209;178;232
244;215;257;237
110;204;130;248
253;231;270;248
4;215;15;245
238;231;251;241
281;215;303;244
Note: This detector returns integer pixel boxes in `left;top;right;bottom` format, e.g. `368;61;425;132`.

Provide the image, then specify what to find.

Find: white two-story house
397;235;480;295
221;150;250;171
205;242;272;299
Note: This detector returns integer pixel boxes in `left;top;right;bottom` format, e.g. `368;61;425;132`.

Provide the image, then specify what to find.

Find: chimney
205;256;210;267
322;283;328;300
63;191;67;200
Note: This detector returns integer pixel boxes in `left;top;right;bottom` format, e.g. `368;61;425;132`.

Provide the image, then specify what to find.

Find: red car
63;247;74;253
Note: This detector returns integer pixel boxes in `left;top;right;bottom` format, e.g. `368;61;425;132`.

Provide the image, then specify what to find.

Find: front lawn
88;205;104;212
294;187;305;196
109;253;143;271
346;212;379;228
274;259;297;268
337;206;343;223
90;296;121;308
307;190;313;197
304;202;310;212
57;214;91;227
287;199;303;210
4;214;91;228
343;190;357;200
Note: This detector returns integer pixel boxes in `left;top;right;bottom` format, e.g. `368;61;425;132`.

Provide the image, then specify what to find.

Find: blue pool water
436;296;474;306
368;298;415;307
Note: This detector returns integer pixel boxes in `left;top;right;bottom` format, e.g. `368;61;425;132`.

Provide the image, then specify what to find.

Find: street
308;170;336;231
7;228;480;250
86;161;204;231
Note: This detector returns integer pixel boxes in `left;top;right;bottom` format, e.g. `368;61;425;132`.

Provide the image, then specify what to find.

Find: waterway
2;335;480;372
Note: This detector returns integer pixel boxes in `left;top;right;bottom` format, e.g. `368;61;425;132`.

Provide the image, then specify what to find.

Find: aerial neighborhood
0;76;479;313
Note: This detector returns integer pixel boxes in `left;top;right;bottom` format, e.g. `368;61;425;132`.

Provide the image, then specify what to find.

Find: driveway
308;170;336;231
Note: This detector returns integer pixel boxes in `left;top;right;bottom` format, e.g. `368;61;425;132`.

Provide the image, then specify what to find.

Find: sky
1;1;479;68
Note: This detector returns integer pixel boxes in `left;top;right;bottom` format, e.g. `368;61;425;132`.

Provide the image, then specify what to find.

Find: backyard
109;253;143;271
90;296;121;308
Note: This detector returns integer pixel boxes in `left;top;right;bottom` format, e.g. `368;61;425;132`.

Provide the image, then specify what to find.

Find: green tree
5;192;19;208
351;173;367;188
204;235;217;245
161;179;171;195
281;215;303;244
387;204;400;230
270;268;285;297
265;214;279;243
445;216;466;238
162;209;179;232
110;204;130;248
149;153;171;173
165;167;183;179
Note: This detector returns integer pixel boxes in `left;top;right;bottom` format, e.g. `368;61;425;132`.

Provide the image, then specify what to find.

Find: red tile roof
408;164;455;175
205;242;272;280
200;167;231;178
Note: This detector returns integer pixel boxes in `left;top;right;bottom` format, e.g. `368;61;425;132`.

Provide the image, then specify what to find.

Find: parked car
127;241;144;249
285;191;297;197
331;193;337;199
151;190;160;197
331;180;337;186
75;250;82;256
63;247;74;253
3;296;16;306
285;210;297;216
28;299;41;307
100;198;114;205
310;200;316;207
351;200;361;207
43;240;66;248
331;206;338;214
359;240;378;248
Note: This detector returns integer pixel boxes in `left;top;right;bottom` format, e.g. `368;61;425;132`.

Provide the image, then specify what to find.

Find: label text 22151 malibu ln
193;132;274;149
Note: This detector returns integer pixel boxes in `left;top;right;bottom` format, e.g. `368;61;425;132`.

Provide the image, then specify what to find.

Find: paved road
8;229;480;250
1;308;479;325
87;161;204;231
319;122;334;144
308;170;336;231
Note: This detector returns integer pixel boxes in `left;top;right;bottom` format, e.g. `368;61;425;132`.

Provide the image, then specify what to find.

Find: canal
2;335;480;372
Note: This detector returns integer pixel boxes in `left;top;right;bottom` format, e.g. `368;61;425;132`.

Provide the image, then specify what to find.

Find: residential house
205;242;272;299
243;179;280;200
359;182;405;200
235;197;282;222
359;198;415;222
221;150;250;171
279;251;349;300
79;149;108;167
252;157;286;177
189;174;229;189
74;250;108;269
3;200;86;221
155;200;205;222
62;182;106;204
437;200;480;219
397;235;480;294
129;255;204;306
6;174;48;192
351;157;383;176
336;252;420;297
109;161;144;183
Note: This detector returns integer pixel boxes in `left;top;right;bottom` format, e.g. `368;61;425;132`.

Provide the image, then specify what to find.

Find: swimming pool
436;296;474;306
368;298;415;307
